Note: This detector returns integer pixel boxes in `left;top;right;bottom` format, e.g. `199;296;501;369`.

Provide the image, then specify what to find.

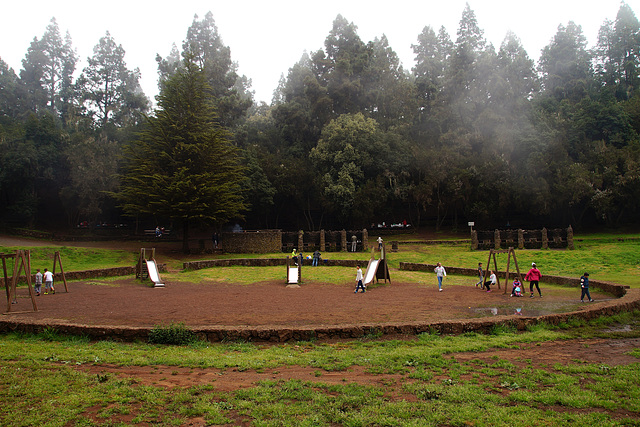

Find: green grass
0;245;136;272
1;232;640;425
1;312;639;426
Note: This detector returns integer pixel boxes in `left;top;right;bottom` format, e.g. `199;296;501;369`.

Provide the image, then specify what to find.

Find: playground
1;233;630;342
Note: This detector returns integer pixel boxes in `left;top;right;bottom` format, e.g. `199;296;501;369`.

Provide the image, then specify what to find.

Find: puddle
471;307;554;317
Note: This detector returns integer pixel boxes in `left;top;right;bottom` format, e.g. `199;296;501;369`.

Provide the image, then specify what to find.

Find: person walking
34;268;43;296
43;268;55;295
525;262;542;298
434;262;446;292
354;266;366;293
580;272;594;302
475;262;484;288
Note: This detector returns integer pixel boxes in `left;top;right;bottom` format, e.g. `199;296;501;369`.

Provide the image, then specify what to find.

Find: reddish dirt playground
4;272;614;331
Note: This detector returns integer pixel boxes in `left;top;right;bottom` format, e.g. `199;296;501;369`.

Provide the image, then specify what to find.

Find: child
580;272;593;302
484;270;497;292
525;262;542;298
43;268;55;295
475;262;484;288
34;269;43;296
511;278;522;297
354;266;366;293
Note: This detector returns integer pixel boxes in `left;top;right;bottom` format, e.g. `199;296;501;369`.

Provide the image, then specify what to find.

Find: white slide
363;259;379;285
287;265;299;284
146;260;164;287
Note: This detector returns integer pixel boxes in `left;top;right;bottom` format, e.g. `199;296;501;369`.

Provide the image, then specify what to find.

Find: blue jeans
355;280;365;292
437;276;443;289
313;257;318;266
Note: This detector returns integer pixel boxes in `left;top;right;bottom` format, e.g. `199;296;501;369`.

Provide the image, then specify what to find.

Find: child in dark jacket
580;272;593;302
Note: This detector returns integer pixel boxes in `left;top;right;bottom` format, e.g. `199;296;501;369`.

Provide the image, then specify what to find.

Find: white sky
0;0;636;105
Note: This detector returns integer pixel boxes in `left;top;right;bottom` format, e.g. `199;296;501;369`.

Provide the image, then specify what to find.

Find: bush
148;322;198;345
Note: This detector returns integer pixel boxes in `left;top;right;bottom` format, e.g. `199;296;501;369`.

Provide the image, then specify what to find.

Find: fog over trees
1;4;639;234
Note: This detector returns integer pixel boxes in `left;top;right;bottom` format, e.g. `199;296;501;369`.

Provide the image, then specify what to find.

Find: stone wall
221;230;282;253
184;258;371;271
399;262;628;297
472;226;574;250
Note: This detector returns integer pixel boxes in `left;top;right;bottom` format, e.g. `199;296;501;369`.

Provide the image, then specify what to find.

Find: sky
0;0;637;105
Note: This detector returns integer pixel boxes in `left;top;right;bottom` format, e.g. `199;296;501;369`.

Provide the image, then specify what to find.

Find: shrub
148;322;198;345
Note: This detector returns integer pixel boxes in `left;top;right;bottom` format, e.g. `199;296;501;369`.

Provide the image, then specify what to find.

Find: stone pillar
567;225;574;250
471;230;478;250
518;229;524;249
320;230;326;252
494;229;501;250
341;230;347;252
542;227;548;249
362;228;369;251
298;230;304;252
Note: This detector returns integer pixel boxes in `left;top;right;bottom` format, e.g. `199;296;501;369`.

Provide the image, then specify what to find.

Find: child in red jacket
525;262;542;298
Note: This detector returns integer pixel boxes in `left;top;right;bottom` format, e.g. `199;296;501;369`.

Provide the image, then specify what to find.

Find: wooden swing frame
484;247;524;294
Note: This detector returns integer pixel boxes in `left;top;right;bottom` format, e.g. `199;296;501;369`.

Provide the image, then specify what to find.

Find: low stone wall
184;258;370;270
1;260;638;343
0;265;166;287
221;230;282;253
399;262;629;297
2;289;639;342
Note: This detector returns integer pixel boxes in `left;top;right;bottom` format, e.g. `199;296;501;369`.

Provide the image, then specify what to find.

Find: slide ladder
137;248;164;287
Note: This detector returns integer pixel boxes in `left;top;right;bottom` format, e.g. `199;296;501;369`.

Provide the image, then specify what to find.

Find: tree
19;18;77;121
538;22;593;102
116;57;247;252
76;31;149;129
176;12;253;127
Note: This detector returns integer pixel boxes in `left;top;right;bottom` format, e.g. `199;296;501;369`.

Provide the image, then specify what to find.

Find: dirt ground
5;276;610;329
0;233;614;329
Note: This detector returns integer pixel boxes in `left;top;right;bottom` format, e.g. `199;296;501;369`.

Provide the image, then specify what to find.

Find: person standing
34;269;43;296
377;236;383;250
434;262;446;292
43;268;55;295
475;262;484;288
351;235;357;252
313;250;321;267
354;266;366;293
525;262;542;298
580;272;593;302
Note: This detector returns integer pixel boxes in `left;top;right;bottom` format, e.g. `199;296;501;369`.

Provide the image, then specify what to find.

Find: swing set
1;250;68;314
484;247;524;294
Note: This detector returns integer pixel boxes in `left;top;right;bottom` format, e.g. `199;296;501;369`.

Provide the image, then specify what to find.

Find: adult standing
351;235;357;252
377;236;383;250
312;250;321;267
434;262;446;292
525;262;542;298
580;272;593;302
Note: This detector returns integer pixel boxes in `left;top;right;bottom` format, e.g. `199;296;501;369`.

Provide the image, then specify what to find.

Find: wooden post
52;251;68;293
2;254;14;313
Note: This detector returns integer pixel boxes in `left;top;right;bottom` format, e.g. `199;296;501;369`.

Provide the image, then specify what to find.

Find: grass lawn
1;232;639;426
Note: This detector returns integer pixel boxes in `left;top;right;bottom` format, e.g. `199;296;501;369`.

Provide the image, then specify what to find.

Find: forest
1;3;639;235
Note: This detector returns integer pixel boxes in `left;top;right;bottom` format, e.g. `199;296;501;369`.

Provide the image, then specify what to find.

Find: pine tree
116;56;247;252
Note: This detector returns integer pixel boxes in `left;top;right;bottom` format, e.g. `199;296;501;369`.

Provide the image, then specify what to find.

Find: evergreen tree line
1;4;639;234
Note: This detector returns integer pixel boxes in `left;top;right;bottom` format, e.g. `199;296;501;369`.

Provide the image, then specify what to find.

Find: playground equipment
484;247;523;294
137;248;164;287
363;245;391;286
1;250;37;313
52;251;69;293
286;255;301;285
